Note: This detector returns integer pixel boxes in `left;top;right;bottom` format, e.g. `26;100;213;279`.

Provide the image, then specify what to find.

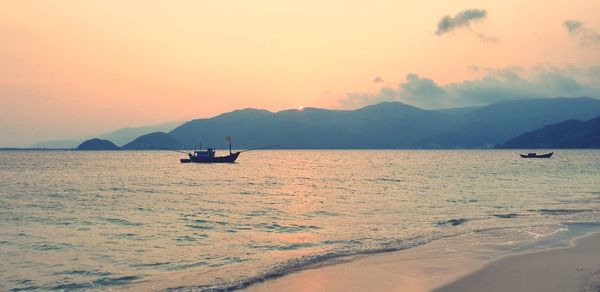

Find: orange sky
1;0;599;146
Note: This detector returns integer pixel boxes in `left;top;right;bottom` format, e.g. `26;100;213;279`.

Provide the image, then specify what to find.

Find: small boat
520;152;553;158
180;148;240;163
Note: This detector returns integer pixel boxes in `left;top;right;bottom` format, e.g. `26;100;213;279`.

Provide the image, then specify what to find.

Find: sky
1;0;599;147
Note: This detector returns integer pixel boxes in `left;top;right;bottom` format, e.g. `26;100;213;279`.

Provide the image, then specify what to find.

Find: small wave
130;261;172;268
49;275;141;290
493;213;518;218
447;199;479;203
176;236;196;242
9;285;39;292
53;269;112;277
253;223;321;233
169;257;249;271
245;210;268;217
186;219;228;230
374;178;404;183
436;218;468;226
33;242;72;251
247;242;318;251
167;235;435;292
9;278;38;291
103;218;143;226
305;210;339;217
536;209;594;216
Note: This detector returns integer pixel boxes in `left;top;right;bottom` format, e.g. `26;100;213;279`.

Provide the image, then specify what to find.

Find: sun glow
297;106;305;111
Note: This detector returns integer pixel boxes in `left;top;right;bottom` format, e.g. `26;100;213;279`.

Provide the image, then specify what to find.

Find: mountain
76;138;119;150
421;97;600;147
121;132;183;150
98;121;182;146
168;102;452;149
161;97;600;149
497;115;600;149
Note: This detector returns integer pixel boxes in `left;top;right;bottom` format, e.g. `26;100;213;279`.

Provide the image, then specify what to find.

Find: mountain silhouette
121;132;183;150
164;97;600;149
74;97;600;150
76;138;119;150
497;115;600;149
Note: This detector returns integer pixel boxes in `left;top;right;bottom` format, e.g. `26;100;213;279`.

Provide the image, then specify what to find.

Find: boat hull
520;152;553;158
180;152;240;163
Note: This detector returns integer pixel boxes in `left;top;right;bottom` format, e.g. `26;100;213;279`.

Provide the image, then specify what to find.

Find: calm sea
1;150;600;290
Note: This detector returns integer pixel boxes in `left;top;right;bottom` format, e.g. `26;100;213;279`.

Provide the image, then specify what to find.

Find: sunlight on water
1;150;600;290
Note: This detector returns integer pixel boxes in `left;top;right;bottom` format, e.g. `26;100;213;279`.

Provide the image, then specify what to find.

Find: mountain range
76;97;600;150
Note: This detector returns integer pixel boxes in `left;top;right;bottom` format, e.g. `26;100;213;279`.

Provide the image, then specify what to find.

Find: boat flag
226;136;232;141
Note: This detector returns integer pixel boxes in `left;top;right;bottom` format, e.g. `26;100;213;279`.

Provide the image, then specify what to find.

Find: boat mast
227;136;232;154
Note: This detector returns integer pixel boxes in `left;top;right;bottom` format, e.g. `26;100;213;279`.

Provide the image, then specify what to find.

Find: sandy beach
437;232;600;292
244;232;600;292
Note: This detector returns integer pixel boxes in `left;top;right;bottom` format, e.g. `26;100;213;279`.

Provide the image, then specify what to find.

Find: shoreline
436;231;600;292
242;228;600;292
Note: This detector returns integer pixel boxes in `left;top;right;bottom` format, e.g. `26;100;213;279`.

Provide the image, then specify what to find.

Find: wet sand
436;232;600;292
243;234;503;292
244;232;600;292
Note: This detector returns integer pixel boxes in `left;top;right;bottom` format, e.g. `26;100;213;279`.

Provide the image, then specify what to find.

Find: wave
166;221;600;292
536;209;595;216
166;235;438;292
493;213;519;218
436;218;469;226
49;275;141;290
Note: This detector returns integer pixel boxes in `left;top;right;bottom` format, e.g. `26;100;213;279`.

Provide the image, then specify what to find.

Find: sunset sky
1;0;599;146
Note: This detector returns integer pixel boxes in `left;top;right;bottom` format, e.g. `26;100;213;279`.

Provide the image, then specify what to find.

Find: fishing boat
520;152;553;158
180;148;239;163
178;136;278;163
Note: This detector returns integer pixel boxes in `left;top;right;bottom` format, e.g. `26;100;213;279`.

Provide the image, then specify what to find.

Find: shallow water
1;150;599;290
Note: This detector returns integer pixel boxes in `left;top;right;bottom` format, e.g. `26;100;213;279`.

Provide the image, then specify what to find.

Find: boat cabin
191;148;215;159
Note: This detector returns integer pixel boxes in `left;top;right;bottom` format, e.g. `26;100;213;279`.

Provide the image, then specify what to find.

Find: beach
437;232;600;292
245;232;600;292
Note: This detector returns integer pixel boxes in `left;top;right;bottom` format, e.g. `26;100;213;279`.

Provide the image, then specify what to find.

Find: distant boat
520;152;553;158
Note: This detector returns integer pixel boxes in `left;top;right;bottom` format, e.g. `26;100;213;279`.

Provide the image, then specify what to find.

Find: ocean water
1;150;600;291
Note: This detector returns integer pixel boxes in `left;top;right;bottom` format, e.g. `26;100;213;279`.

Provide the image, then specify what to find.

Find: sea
1;150;600;291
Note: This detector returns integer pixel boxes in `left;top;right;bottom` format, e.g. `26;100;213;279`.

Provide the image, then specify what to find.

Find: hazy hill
497;115;600;149
99;121;182;146
163;97;600;149
121;132;183;150
31;139;84;149
421;97;600;147
31;121;181;148
76;138;119;150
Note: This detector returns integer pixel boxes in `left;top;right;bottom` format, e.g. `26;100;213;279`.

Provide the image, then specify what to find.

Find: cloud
436;9;487;35
372;76;384;83
564;19;600;45
397;74;445;106
338;66;600;109
340;87;397;108
564;20;583;33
